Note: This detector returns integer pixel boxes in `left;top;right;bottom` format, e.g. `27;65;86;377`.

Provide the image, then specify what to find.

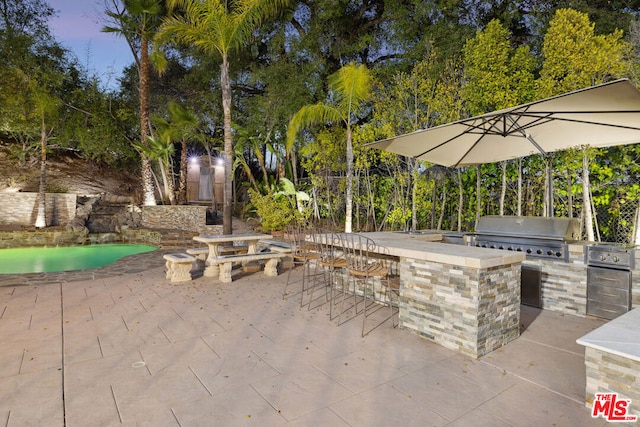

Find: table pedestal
203;264;220;278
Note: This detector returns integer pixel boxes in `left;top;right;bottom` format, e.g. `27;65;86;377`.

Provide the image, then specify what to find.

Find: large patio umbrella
367;79;640;168
367;79;640;217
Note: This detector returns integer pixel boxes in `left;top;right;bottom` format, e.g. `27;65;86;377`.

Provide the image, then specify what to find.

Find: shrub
248;189;301;232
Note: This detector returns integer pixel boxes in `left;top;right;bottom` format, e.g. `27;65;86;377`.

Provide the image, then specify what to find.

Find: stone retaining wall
0;228;161;248
0;193;77;226
141;205;207;232
399;257;521;359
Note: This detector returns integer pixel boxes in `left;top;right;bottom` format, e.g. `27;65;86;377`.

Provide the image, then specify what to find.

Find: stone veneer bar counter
361;232;526;359
576;308;640;421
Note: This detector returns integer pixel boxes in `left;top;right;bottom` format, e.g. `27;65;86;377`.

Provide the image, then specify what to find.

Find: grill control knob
613;256;620;263
599;255;607;261
547;250;553;256
526;249;532;254
555;252;562;257
536;249;542;254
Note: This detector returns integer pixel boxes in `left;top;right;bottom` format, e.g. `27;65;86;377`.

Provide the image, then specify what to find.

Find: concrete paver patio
0;251;627;426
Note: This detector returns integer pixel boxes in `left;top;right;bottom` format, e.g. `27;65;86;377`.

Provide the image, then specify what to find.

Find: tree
158;0;289;234
366;51;464;230
0;0;68;227
288;62;373;233
538;8;632;237
538;8;631;97
149;101;200;204
463;19;535;218
104;0;167;206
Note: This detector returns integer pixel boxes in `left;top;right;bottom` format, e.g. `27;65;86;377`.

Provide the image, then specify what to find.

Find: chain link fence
593;181;639;245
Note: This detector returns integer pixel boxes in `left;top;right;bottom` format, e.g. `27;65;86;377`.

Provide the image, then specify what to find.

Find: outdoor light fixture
189;156;199;164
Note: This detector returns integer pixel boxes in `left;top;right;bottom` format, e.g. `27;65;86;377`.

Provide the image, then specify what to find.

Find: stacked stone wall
524;245;588;316
399;257;520;359
141;205;207;232
632;252;640;308
0;193;76;226
584;347;640;420
530;244;640;316
0;228;161;248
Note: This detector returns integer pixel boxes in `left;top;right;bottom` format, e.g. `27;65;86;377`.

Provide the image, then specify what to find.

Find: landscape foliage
2;0;640;241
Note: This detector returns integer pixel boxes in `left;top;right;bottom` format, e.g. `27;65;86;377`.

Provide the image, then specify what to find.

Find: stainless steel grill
471;216;581;261
471;216;581;308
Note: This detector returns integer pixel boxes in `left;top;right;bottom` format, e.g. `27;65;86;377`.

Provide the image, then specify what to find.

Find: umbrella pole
547;159;554;217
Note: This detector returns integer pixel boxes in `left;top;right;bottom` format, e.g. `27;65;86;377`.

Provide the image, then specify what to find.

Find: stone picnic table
193;233;272;278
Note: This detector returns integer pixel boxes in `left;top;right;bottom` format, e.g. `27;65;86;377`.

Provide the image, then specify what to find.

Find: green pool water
0;244;157;274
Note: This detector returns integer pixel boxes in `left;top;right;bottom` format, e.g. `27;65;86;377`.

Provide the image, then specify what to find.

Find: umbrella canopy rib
452;132;490;168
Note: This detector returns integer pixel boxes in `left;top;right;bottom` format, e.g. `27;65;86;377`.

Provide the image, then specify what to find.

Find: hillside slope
0;144;142;201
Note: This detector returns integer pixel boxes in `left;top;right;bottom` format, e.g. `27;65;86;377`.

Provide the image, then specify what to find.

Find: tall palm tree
104;0;166;206
158;0;289;234
287;63;373;233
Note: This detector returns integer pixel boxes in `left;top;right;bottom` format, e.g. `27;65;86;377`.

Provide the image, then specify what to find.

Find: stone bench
263;241;292;253
210;251;286;283
186;247;208;271
163;253;196;283
262;241;293;268
187;245;249;271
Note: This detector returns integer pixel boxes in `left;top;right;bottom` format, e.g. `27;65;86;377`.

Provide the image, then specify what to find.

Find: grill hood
475;216;581;241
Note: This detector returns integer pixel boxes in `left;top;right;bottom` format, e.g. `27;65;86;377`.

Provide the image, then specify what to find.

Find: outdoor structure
186;155;224;205
331;229;640;359
339;232;525;358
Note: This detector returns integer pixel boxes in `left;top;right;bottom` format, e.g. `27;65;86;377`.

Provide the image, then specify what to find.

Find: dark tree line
2;0;640;240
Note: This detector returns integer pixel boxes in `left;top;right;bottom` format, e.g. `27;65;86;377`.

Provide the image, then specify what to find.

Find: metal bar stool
282;223;322;307
307;230;348;313
339;233;400;336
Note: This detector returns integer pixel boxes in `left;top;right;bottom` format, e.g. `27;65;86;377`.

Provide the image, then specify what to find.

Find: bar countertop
360;231;526;269
577;308;640;362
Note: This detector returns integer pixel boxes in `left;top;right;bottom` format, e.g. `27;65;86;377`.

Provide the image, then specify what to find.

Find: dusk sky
49;0;132;89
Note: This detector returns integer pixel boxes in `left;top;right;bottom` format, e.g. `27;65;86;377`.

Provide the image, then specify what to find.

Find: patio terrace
0;251;622;426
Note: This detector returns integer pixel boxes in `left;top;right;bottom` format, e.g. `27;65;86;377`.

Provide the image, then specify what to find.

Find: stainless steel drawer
586;266;631;320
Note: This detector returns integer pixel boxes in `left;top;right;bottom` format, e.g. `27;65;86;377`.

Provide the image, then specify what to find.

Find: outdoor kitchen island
360;232;526;359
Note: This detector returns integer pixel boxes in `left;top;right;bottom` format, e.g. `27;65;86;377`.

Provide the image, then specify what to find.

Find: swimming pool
0;244;157;274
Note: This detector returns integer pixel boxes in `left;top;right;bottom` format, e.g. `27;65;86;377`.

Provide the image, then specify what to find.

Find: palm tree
104;0;166;206
287;63;373;233
169;103;200;205
149;101;199;204
157;0;289;234
138;131;176;204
